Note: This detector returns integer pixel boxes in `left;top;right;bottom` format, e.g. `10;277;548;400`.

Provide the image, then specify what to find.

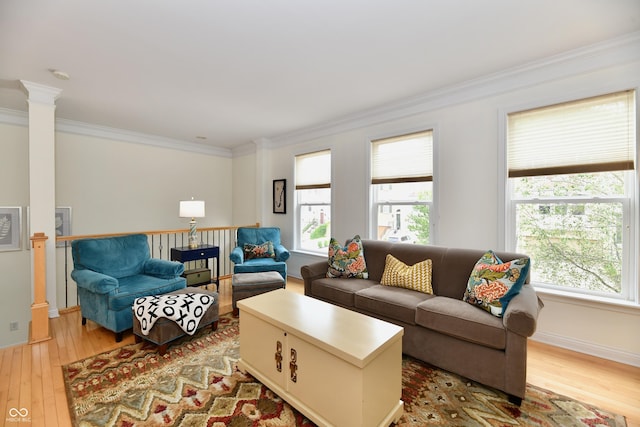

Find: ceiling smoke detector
50;69;70;80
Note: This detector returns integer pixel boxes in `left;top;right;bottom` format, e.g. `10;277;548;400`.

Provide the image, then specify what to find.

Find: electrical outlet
9;321;18;331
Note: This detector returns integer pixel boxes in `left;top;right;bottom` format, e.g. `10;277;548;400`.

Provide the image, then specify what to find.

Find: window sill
290;249;327;259
533;286;640;314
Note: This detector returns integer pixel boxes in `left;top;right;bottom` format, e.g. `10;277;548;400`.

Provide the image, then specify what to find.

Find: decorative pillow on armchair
243;241;275;260
326;235;368;279
463;250;530;317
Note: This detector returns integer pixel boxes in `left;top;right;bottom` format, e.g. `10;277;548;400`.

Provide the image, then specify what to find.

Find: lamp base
188;219;199;248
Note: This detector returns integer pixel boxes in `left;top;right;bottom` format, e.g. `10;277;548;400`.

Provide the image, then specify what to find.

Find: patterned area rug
63;313;627;427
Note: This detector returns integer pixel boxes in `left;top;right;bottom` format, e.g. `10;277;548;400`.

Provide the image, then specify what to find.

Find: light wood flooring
1;277;638;426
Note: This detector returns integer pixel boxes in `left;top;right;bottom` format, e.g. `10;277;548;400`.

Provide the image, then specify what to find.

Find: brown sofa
300;239;543;405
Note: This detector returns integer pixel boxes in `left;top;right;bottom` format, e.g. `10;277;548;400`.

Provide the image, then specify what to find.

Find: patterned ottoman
132;287;219;355
232;271;286;316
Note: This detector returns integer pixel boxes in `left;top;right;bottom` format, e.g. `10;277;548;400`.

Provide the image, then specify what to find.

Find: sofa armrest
503;284;544;337
143;258;185;279
274;244;290;262
230;246;244;264
71;269;119;294
300;261;328;295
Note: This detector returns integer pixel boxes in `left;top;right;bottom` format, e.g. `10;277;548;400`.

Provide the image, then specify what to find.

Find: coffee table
237;289;404;427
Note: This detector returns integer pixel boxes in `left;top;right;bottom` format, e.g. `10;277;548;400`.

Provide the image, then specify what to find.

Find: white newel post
21;80;61;321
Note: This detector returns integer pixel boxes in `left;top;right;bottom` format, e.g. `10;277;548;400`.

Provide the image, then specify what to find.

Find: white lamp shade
179;200;205;218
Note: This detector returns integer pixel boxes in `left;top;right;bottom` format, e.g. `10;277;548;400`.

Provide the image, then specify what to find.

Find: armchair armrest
274;244;290;262
300;261;328;295
71;269;119;294
144;258;185;279
503;284;544;337
230;246;244;264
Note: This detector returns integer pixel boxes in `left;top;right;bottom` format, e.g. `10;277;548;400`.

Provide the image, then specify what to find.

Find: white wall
0;123;32;348
262;59;640;366
0;120;233;348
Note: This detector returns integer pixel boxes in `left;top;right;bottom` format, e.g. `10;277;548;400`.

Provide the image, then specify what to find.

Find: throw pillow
463;250;530;317
326;235;369;279
243;241;275;260
380;254;433;294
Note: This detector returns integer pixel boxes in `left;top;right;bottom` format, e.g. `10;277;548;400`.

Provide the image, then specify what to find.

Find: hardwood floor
1;277;638;426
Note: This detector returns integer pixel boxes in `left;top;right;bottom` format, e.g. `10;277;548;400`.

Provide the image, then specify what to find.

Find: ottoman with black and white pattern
132;287;219;355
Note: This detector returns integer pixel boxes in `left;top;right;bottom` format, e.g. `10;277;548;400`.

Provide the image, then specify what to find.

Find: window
371;130;433;244
295;150;331;253
506;90;636;300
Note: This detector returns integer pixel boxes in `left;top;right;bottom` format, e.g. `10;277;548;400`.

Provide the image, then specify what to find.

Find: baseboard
532;331;640;368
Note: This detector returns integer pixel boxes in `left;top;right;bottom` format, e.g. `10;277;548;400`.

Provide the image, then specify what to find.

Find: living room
1;1;639;425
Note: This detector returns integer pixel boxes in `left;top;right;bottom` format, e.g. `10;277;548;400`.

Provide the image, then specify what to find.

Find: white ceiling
1;0;639;151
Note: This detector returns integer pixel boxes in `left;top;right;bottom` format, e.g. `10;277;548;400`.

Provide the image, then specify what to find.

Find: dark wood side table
170;244;220;287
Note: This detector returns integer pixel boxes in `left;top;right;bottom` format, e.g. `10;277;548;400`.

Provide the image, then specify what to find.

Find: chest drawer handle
275;341;283;372
289;348;298;383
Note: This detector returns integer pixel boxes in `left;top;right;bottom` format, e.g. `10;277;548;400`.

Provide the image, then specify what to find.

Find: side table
171;244;220;287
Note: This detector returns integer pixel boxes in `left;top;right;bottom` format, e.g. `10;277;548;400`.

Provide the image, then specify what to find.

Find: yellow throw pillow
380;254;433;294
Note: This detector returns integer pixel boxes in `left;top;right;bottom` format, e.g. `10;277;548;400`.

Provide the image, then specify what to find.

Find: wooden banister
30;232;51;344
54;223;261;243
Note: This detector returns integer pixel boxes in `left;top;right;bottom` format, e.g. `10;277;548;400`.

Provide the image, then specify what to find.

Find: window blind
371;130;433;184
508;90;636;178
295;150;331;189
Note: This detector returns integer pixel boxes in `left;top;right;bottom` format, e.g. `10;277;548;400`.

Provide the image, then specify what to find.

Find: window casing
370;130;433;244
295;150;331;253
505;90;637;300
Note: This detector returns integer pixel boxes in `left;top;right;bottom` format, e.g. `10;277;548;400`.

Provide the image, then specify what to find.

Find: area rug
63;314;627;426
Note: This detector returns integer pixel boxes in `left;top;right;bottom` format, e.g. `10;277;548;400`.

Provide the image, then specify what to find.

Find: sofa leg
508;394;522;406
115;331;123;342
211;320;218;331
82;317;87;325
233;308;239;316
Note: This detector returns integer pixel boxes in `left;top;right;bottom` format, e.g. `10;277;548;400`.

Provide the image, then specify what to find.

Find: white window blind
508;90;636;178
371;130;433;184
295;150;331;189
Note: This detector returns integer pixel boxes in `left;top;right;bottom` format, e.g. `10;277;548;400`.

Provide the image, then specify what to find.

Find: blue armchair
230;227;290;280
71;234;186;341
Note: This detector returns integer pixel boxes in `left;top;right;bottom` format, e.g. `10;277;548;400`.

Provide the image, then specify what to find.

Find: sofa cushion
463;250;530;317
327;235;368;279
244;241;275;260
310;277;376;307
380;254;433;294
415;297;506;350
355;285;433;325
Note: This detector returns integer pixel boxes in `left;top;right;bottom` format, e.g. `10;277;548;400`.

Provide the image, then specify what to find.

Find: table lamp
179;198;205;248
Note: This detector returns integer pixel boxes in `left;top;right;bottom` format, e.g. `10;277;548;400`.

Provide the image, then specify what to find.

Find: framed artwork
55;207;72;247
0;207;22;252
273;179;286;214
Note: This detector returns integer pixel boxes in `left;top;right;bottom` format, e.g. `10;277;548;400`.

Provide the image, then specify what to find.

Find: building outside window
295;150;331;253
371;130;433;244
505;90;636;300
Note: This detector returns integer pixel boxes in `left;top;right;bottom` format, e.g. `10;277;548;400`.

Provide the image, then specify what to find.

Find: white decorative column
253;137;270;225
21;80;61;320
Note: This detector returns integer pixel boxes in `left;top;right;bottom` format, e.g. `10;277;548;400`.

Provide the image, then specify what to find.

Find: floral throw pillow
326;235;368;279
463;250;530;317
243;241;275;260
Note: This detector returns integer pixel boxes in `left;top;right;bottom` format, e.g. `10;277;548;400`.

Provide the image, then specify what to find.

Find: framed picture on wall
55;207;72;247
0;207;22;252
273;179;286;214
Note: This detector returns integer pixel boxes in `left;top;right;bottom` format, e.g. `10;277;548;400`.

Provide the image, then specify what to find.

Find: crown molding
267;31;640;148
0;108;232;158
